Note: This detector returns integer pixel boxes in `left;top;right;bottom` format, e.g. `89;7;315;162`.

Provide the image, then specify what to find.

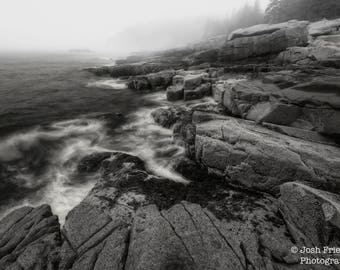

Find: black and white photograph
0;0;340;269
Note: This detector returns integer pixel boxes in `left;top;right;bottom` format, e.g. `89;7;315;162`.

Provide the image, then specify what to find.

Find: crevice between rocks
159;211;198;267
202;209;247;270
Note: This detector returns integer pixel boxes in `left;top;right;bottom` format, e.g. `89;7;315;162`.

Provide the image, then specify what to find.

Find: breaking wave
86;79;127;90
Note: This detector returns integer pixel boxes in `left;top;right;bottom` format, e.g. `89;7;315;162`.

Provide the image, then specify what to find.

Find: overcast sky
0;0;269;53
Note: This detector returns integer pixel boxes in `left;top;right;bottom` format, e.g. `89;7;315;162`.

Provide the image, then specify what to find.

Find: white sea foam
0;118;112;223
1;91;211;222
112;93;189;183
87;79;127;90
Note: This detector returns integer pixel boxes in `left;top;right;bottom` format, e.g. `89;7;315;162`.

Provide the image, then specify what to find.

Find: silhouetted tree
265;0;340;23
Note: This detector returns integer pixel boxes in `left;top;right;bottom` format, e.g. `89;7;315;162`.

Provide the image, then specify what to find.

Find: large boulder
276;44;340;66
0;205;61;270
129;69;176;91
220;79;340;136
184;83;211;101
183;73;209;90
151;106;186;128
219;20;309;62
279;182;340;247
166;85;184;101
276;18;340;67
308;18;340;37
194;116;340;194
212;78;246;104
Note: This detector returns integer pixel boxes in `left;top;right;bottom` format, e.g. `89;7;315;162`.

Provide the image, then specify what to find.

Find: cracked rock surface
1;148;339;269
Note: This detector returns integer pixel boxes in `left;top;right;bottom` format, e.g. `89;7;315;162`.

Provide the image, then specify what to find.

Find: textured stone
166;85;183;101
219;20;309;61
279;182;340;247
194;117;340;194
0;205;61;270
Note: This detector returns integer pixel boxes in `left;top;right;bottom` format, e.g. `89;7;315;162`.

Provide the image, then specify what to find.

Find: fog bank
0;0;269;54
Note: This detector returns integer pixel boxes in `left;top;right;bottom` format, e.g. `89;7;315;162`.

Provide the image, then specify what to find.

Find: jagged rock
1;149;336;269
262;69;304;88
85;61;185;78
262;123;338;146
146;69;176;91
279;182;340;248
308;18;340;37
166;85;183;101
212;78;246;104
280;80;340;135
77;152;113;173
0;205;61;270
194;116;340;194
171;157;209;182
151;106;186;128
219;20;309;62
183;73;208;90
207;68;224;78
184;83;211;101
128;69;176;91
65;152;300;270
277;45;340;66
172;74;184;86
127;76;150;90
221;79;340;136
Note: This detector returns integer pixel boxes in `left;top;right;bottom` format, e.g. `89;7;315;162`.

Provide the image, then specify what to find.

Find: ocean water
0;52;186;222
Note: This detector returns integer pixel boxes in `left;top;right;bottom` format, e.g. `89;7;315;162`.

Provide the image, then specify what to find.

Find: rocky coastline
1;18;340;269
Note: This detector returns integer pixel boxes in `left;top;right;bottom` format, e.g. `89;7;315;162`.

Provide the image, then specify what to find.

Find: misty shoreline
1;1;340;268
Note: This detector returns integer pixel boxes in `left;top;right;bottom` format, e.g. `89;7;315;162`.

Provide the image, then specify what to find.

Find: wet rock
2;149;335;269
127;76;150;91
128;69;176;91
184;83;211;101
183;73;208;90
147;69;176;91
171;157;209;182
151;106;186;128
219;20;309;62
0;205;61;270
85;62;183;78
77;152;113;173
166;85;183;101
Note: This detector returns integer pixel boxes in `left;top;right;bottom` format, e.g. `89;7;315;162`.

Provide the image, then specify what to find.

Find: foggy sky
0;0;269;54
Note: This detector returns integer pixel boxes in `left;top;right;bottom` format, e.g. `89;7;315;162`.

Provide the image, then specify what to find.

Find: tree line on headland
203;0;340;38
